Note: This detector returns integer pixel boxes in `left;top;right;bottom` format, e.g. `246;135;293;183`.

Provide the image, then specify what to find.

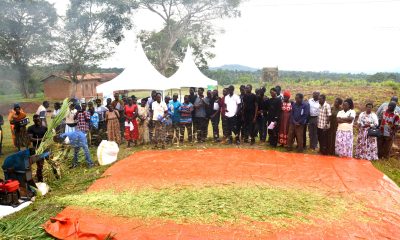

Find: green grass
0;93;44;103
0;82;399;239
54;185;358;228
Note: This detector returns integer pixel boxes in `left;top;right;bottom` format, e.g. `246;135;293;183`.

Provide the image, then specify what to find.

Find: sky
49;0;400;73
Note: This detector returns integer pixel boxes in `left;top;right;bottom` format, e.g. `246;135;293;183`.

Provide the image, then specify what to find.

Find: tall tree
138;0;241;76
0;0;57;98
56;0;136;97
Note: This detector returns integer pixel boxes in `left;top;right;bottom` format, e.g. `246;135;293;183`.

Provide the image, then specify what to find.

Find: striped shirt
179;103;194;124
318;102;332;129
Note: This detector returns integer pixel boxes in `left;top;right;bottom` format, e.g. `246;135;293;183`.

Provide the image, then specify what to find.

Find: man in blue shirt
54;131;94;168
170;94;182;143
287;93;310;152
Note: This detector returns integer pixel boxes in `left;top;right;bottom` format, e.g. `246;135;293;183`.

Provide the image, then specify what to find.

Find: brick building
262;67;279;83
41;73;118;100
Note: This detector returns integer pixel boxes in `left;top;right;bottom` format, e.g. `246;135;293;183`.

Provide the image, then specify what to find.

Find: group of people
2;84;399;171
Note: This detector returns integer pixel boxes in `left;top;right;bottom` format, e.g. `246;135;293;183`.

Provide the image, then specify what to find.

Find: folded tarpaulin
43;216;114;240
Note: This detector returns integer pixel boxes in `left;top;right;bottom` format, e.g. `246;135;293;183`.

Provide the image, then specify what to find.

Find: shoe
69;164;78;169
87;163;94;169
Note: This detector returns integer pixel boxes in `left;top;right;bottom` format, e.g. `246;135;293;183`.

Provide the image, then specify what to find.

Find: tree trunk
16;63;31;98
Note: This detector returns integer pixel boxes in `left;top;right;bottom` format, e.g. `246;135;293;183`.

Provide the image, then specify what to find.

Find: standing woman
279;90;292;146
10;104;29;151
335;98;356;157
327;98;342;155
266;88;282;147
124;97;139;147
355;103;379;160
106;104;121;144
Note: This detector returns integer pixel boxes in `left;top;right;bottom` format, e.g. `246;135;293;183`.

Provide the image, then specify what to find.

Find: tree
56;0;136;97
0;0;57;98
138;0;241;76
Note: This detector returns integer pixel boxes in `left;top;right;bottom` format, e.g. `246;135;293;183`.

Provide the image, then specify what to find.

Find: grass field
0;82;399;239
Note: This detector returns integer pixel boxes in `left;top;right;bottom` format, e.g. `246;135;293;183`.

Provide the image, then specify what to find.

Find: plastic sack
36;182;50;196
97;140;119;166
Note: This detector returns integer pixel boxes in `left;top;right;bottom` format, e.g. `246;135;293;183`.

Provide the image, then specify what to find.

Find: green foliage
55;185;357;227
55;0;136;96
139;0;242;75
0;0;57;98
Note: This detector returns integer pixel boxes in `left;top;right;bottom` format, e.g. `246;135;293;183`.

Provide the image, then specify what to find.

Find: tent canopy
169;46;218;89
96;39;179;94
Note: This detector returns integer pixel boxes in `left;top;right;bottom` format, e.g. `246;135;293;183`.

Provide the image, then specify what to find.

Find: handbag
367;127;381;138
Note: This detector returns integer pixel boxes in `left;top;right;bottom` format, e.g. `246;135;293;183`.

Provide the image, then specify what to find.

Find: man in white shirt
36;101;50;127
308;92;320;150
152;93;168;149
224;85;241;144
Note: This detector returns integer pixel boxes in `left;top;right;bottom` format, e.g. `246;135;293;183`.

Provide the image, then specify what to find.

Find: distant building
41;73;118;100
262;67;279;83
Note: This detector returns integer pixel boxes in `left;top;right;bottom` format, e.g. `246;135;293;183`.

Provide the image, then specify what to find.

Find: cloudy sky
49;0;400;73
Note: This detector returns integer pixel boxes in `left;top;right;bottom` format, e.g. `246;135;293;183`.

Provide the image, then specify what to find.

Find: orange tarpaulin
44;149;400;239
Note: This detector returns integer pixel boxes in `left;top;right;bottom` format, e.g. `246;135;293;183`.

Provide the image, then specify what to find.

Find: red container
0;180;20;193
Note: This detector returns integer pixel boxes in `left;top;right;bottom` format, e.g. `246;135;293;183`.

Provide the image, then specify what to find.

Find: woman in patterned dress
335;98;356;157
279;90;292;146
355;103;379;160
123;97;139;147
106;104;121;145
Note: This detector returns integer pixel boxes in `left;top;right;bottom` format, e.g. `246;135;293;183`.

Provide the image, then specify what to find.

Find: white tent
96;39;178;94
169;46;218;89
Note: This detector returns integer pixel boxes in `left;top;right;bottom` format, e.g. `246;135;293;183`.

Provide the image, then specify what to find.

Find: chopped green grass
54;185;362;228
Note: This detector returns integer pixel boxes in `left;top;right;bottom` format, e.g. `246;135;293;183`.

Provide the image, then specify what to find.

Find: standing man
242;85;258;145
287;93;310;152
266;88;282;147
170;94;182;144
188;87;197;139
36;101;50;127
76;103;91;134
255;88;267;142
27;115;48;182
238;85;246;141
209;90;221;142
317;94;331;155
147;90;158;143
225;85;241;144
165;96;174;144
376;96;400;124
308;92;320;151
378;101;400;159
152;93;168;149
194;88;210;143
220;88;229;143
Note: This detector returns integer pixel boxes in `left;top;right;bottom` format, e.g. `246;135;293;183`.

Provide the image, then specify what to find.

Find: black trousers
256;116;266;142
317;128;329;155
194;117;208;142
227;116;239;142
222;117;229;139
243;118;256;142
267;120;279;147
211;113;220;141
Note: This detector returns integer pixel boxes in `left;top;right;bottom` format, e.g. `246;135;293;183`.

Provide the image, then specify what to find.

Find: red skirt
124;120;139;141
